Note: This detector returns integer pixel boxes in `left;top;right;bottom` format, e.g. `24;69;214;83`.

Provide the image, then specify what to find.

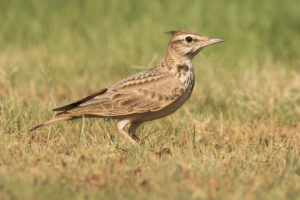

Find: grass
0;0;300;199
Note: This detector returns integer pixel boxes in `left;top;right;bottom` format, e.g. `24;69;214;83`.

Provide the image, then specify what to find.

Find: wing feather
53;88;108;111
55;70;185;117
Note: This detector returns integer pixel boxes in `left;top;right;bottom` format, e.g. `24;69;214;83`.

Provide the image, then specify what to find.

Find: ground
0;0;299;199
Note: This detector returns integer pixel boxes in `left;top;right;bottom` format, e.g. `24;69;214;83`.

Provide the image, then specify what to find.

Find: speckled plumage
30;30;224;144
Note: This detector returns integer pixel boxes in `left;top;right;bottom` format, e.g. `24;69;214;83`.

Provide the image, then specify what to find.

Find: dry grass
1;52;299;199
0;0;300;199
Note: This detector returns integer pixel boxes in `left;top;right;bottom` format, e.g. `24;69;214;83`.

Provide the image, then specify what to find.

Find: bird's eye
185;36;193;43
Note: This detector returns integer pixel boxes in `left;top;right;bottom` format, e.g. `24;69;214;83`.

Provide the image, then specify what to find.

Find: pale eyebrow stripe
171;39;184;44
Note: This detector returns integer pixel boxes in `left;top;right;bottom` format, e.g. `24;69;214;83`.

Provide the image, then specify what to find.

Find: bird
29;30;224;145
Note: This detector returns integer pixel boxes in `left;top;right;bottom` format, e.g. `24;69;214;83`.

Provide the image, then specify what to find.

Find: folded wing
54;70;185;117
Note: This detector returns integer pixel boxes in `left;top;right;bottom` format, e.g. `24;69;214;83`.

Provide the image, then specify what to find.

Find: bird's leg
128;122;142;141
117;120;137;145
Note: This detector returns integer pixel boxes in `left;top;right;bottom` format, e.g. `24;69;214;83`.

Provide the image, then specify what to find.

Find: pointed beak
201;38;224;47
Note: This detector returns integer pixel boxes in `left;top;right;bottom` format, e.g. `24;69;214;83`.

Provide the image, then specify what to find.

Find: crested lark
30;30;224;144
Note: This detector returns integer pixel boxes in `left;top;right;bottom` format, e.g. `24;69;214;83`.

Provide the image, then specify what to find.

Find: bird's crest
165;30;179;36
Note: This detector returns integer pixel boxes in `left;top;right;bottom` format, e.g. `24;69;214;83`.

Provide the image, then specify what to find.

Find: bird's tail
29;116;72;132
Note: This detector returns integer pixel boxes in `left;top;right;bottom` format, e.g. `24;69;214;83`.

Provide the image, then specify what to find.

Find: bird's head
166;30;224;60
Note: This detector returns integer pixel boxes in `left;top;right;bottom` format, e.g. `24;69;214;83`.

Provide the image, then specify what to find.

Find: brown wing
53;88;108;111
57;70;185;117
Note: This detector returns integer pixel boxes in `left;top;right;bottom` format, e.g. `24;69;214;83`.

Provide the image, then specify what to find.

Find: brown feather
59;70;185;117
53;88;107;112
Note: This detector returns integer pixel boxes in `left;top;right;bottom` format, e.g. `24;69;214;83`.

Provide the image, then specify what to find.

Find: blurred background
0;0;299;199
0;0;299;86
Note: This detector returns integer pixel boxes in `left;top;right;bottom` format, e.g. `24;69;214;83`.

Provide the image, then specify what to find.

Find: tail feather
29;116;72;132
